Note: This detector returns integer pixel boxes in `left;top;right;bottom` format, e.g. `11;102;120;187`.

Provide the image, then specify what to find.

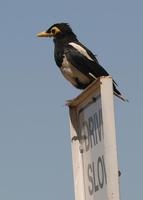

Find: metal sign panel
68;77;120;200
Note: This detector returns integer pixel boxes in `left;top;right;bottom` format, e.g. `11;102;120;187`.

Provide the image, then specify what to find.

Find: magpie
37;23;128;101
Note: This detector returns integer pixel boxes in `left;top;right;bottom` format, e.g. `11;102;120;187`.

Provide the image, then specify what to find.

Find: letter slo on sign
88;155;107;195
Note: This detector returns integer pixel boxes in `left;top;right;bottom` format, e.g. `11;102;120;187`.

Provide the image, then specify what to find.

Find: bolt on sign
68;77;120;200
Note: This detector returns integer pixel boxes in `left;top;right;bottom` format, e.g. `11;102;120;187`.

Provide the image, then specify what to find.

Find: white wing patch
69;42;94;61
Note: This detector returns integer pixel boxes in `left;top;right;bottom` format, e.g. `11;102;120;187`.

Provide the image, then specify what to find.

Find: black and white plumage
37;23;128;101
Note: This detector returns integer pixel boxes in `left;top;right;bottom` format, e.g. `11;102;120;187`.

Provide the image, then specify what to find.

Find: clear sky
0;0;142;199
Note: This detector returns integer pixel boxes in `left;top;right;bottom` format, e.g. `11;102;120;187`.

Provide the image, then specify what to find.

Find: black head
37;23;77;40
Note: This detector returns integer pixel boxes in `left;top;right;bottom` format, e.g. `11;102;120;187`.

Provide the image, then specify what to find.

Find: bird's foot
65;99;74;106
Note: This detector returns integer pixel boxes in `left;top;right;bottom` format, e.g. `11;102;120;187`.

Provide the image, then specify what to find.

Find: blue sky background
0;0;142;199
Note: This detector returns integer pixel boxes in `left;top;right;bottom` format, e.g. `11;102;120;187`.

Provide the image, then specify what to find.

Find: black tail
113;84;129;102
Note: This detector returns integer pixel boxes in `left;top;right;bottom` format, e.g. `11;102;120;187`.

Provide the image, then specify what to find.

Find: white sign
78;95;107;200
69;77;120;200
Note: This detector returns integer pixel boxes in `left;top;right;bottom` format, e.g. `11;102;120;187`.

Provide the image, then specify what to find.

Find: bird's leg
71;134;87;142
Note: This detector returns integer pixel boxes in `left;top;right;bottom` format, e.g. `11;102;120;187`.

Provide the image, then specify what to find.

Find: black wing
64;43;109;79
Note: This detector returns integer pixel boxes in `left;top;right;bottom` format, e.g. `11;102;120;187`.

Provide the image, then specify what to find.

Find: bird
37;23;128;101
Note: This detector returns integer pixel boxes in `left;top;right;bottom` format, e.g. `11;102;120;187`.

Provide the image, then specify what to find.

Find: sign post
68;76;120;200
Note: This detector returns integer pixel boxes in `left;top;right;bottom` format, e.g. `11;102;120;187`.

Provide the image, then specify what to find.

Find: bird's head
37;23;77;41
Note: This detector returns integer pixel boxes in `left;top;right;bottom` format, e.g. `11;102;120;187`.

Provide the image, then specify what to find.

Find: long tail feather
113;84;129;102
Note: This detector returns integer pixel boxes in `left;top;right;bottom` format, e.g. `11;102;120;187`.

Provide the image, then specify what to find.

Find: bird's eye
51;29;56;34
50;27;61;35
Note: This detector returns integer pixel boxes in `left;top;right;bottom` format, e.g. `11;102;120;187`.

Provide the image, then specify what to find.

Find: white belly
60;55;91;86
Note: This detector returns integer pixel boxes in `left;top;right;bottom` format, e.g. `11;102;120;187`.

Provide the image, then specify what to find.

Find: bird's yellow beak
36;31;52;37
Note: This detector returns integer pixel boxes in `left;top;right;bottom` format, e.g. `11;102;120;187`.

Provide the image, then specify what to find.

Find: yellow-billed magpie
37;23;128;101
